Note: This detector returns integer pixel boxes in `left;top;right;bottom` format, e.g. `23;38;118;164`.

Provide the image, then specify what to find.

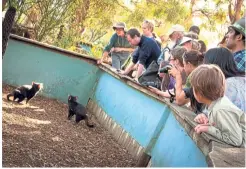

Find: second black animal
68;95;94;128
7;82;43;104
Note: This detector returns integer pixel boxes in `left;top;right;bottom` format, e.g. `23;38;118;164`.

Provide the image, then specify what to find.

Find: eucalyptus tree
7;0;75;41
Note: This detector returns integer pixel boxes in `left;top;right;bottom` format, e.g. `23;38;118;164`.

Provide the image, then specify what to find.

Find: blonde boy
190;64;245;147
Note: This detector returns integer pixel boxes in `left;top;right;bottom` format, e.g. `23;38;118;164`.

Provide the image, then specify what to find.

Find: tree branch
228;0;233;23
115;0;132;12
192;9;213;25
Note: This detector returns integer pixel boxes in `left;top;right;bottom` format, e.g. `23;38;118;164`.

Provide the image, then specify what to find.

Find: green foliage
53;31;79;50
7;0;245;54
125;0;190;26
89;46;104;59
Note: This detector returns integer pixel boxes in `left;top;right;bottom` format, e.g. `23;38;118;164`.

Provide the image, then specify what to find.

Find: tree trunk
233;0;243;23
228;0;243;24
2;0;7;10
219;0;244;46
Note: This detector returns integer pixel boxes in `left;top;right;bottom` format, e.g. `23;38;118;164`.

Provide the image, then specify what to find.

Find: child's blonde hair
190;64;225;101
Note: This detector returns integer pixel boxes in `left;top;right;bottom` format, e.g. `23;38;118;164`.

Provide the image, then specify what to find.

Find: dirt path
2;84;136;167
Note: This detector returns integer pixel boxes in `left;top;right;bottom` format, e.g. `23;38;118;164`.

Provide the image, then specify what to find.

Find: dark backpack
138;61;161;89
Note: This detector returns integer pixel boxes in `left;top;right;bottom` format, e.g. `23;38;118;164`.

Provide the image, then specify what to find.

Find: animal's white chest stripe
15;89;21;93
23;85;32;89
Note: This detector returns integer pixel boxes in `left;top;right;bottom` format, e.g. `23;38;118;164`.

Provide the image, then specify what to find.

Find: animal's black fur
68;95;94;128
7;82;43;104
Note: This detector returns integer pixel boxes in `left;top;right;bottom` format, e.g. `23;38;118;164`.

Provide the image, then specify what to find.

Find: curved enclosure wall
92;72;207;167
2;36;207;167
3;39;99;105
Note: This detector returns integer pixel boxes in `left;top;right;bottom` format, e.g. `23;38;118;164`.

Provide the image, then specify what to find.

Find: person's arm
121;47;139;75
175;74;189;105
122;62;135;75
135;63;144;79
207;110;244;147
113;47;135;53
98;34;116;64
168;67;189;105
149;86;171;98
97;51;109;64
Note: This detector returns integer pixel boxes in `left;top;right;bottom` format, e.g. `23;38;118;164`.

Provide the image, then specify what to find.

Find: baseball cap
168;24;185;37
179;37;193;45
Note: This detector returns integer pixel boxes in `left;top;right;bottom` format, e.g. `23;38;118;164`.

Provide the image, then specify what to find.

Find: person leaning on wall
149;47;187;98
97;22;135;70
124;19;162;78
168;50;204;114
191;64;245;147
120;28;161;81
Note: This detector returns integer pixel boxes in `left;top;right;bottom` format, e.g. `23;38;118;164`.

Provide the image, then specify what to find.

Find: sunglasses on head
144;20;150;23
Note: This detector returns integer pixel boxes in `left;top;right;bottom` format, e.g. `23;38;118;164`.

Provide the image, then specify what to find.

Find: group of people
97;17;245;147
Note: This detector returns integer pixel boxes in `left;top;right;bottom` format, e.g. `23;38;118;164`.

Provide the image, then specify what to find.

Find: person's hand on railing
194;113;209;124
118;69;131;77
97;56;111;65
133;77;139;83
97;59;102;65
194;124;209;134
148;86;160;94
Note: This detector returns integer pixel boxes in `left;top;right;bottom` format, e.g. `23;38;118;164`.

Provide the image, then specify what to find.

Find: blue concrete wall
3;39;99;105
92;72;207;167
151;113;207;167
92;72;170;148
3;38;207;167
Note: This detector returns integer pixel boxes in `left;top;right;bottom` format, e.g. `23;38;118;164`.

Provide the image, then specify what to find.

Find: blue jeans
111;52;130;70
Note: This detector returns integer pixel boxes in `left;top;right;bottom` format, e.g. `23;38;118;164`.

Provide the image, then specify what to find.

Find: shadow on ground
2;84;136;167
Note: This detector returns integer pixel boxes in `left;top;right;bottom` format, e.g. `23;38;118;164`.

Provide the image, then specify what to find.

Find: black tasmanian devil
7;82;43;104
68;95;94;128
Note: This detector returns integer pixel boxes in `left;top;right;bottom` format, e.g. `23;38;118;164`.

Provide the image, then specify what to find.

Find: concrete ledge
9;34;97;63
98;64;210;155
6;37;244;167
87;99;144;161
97;64;245;167
207;141;245;167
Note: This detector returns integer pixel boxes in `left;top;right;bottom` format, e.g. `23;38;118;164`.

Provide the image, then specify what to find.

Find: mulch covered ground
2;83;137;167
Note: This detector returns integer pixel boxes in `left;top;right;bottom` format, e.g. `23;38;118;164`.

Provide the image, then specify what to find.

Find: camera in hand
159;65;172;74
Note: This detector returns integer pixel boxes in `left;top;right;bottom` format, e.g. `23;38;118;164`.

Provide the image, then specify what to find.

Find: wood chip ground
2;84;137;167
